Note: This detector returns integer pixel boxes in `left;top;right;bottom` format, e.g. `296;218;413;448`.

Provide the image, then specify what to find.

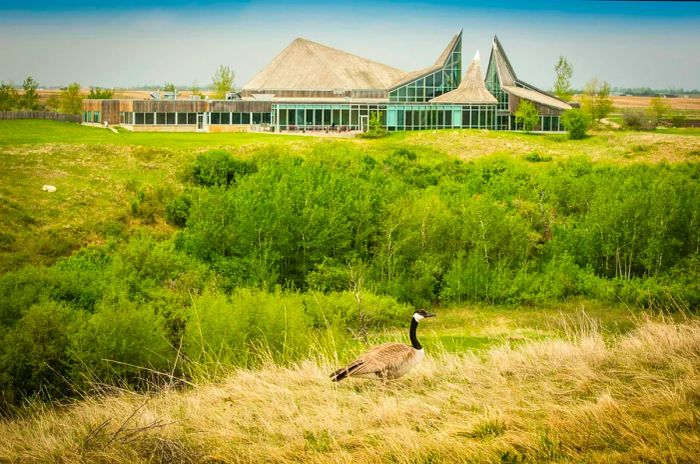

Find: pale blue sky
0;1;698;90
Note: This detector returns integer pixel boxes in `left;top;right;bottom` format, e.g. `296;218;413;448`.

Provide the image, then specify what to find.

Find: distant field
610;95;700;111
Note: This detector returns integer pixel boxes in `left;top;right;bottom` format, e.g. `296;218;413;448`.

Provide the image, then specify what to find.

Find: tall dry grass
1;319;698;463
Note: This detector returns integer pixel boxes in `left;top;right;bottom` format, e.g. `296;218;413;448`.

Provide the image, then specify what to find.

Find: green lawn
0;120;313;149
372;299;639;354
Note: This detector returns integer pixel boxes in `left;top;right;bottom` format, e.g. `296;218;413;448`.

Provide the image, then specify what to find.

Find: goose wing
331;343;416;380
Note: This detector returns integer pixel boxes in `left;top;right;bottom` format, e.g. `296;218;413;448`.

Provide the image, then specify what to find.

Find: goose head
412;309;436;322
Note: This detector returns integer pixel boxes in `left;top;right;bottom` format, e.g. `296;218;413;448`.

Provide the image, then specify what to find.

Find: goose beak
425;313;436;318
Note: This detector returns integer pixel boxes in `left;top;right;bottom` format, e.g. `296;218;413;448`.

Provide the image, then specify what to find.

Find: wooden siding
209;100;272;113
81;99;273;115
0;111;80;122
82;100;104;111
131;100;209;113
101;100;121;124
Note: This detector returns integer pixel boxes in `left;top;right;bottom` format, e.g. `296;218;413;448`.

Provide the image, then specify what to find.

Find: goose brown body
330;310;435;382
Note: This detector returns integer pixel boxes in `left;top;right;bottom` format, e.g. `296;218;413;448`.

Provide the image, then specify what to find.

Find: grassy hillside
1;318;698;463
2;120;699;274
1;120;698;462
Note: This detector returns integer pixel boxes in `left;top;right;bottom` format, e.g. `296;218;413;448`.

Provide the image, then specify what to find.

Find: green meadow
1;120;699;463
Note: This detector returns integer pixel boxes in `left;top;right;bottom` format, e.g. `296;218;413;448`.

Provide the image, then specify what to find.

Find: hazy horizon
1;0;699;91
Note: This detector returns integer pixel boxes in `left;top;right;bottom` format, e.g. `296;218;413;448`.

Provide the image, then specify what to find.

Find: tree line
0;64;235;116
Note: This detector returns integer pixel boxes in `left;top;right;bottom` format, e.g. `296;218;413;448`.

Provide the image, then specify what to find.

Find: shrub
524;151;552;162
622;109;657;131
69;298;173;386
358;112;389;138
515;100;539;132
189;150;257;187
561;109;592;139
184;289;312;367
0;301;78;406
669;112;687;128
165;192;192;227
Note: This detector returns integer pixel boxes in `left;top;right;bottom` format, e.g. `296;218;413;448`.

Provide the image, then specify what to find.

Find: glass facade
81;111;101;123
110;104;558;132
119;112;270;125
389;35;462;102
274;103;386;131
485;57;509;112
273;103;496;131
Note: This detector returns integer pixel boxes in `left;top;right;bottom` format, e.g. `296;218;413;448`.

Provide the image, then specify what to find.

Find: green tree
561;108;592;139
581;78;613;122
163;83;176;93
87;87;114;99
514;100;539;132
59;83;83;115
649;96;670;123
211;65;235;99
20;76;40;110
45;94;60;111
0;82;19;111
553;56;573;101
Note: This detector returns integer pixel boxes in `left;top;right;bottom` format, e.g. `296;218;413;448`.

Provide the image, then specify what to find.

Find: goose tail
329;360;364;382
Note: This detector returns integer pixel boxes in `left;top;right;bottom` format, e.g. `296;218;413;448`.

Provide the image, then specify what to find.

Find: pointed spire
429;51;497;104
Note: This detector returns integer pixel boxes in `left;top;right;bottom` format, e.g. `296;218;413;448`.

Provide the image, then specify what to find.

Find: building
81;32;571;133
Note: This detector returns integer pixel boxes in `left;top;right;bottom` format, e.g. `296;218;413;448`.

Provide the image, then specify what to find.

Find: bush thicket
1;146;698;410
561;109;592;139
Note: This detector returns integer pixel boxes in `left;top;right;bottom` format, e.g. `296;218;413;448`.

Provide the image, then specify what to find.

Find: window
241;113;250;124
221;112;230;124
93;111;100;123
156;113;166;124
211;112;220;124
187;113;196;124
135;113;144;124
145;113;155;125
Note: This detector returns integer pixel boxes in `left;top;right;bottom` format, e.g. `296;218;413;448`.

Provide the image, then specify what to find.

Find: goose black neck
410;318;422;350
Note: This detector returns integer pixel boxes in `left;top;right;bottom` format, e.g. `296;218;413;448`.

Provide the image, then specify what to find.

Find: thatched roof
390;31;462;89
430;51;497;104
501;85;571;111
242;38;407;92
489;36;571;111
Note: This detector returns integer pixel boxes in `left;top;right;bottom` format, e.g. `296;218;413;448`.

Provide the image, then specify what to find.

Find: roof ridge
297;37;405;74
301;39;355;89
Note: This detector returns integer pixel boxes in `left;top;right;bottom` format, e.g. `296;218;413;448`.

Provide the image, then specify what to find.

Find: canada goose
330;310;436;382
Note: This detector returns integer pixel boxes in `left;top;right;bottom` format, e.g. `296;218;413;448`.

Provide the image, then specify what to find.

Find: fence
661;118;700;128
0;111;81;123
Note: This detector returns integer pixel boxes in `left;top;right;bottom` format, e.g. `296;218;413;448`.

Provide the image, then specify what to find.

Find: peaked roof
430;51;497;104
389;31;462;89
490;36;517;86
488;35;572;110
242;38;407;91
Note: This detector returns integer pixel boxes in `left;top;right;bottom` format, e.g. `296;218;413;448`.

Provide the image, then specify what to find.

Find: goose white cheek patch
413;313;424;322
